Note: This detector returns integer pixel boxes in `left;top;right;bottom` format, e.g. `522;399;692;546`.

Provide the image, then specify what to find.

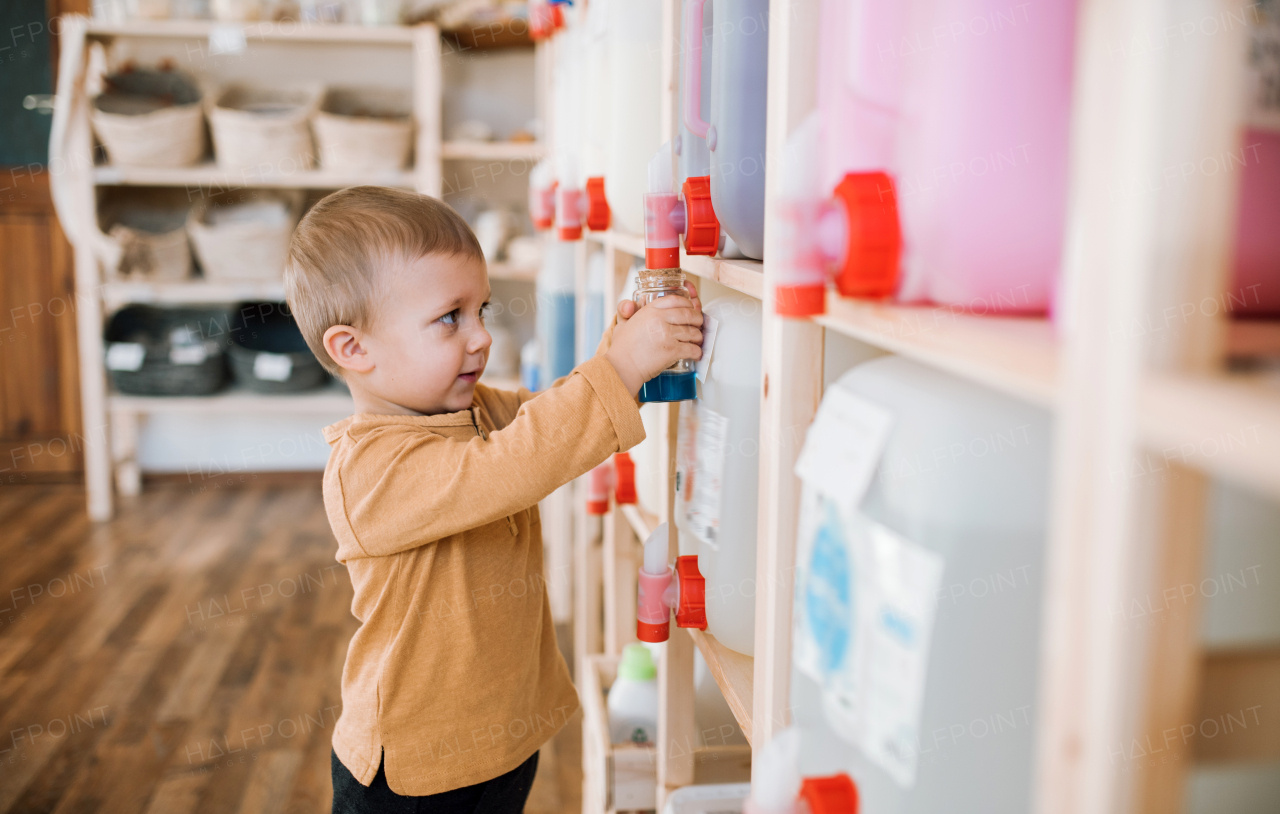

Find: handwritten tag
794;386;894;510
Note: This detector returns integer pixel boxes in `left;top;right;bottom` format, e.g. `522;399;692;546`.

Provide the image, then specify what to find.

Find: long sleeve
328;356;644;560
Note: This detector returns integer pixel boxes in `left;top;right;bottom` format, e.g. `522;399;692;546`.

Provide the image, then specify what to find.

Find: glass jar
633;267;697;402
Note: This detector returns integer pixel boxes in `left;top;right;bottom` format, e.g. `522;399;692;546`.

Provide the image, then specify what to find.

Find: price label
253;352;292;382
105;343;145;372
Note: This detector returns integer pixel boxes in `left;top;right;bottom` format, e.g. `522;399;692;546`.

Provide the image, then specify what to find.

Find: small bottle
633;268;697;402
607;644;659;745
520;338;541;392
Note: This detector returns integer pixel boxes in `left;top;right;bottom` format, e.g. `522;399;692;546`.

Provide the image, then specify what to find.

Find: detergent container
682;0;770;259
1230;9;1280;315
608;643;660;745
537;237;576;383
791;355;1051;811
581;0;613;232
677;0;714;188
687;284;762;656
776;0;1076;314
606;0;664;234
553;21;586;241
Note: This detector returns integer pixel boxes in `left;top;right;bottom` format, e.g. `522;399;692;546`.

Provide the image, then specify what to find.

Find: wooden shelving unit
566;0;1280;812
52;16;547;520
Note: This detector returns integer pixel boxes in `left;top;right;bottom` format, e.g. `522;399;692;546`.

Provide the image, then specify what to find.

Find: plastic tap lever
833;171;901;298
682;175;719;256
673;555;706;630
799;775;859;814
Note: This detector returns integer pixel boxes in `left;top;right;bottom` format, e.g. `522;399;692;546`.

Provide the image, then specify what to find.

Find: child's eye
479;303;492;322
438;309;460;326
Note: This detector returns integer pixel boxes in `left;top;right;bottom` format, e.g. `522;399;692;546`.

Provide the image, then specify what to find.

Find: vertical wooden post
657;401;695;806
413;25;442;197
753;0;823;757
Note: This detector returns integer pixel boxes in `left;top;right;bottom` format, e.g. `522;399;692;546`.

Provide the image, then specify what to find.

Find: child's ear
323;325;374;375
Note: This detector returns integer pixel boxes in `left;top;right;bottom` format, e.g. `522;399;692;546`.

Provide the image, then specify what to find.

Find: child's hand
606;282;704;396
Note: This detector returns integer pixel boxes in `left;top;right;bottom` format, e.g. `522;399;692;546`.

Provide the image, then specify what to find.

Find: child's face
360;252;493;415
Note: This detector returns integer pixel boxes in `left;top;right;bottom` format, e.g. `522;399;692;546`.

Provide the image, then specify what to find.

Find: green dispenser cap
618;643;657;681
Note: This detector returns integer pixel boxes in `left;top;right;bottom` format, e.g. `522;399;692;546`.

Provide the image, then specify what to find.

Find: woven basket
105;305;231;396
91;68;204;168
313;87;413;172
100;190;194;281
228;302;328;393
187;191;302;282
208;84;321;172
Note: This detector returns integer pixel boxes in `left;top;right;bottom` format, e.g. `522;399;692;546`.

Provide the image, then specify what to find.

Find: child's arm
334;356;645;558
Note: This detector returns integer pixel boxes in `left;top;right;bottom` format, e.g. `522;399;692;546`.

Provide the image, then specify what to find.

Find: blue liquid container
639;370;697;403
633;268;697;403
537;238;577;384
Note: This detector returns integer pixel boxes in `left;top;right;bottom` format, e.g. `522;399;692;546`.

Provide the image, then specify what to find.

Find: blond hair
285;186;484;375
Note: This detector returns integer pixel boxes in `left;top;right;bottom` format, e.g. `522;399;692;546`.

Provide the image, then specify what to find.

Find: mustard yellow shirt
321;355;645;795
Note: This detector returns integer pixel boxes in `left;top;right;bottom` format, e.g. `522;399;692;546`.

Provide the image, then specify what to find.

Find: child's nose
469;324;493;355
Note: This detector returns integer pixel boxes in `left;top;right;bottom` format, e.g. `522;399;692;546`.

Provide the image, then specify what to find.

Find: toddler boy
284;186;703;813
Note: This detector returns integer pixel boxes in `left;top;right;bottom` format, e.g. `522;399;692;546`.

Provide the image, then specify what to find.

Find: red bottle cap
586;176;611;231
613;452;637;505
832;172;901;299
800;774;859;814
682;175;719;256
636;619;670;643
774;284;827;317
673;556;706;630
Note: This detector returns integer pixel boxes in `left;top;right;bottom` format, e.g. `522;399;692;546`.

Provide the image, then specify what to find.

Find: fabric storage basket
228;302;328;393
208;84;321;172
104;305;231;396
91;67;204;168
313;87;413;172
99;190;194;281
187;191;302;282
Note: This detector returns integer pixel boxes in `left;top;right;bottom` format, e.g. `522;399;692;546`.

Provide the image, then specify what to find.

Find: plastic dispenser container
688;284;762;656
746;728;860;814
537;237;576;384
676;0;714;189
636;523;707;643
606;0;664;235
775;0;1076;315
607;643;659;745
791;356;1051;811
530;160;557;232
680;0;770;260
581;0;613;233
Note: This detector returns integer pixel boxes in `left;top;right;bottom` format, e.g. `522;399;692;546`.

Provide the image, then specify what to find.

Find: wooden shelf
109;385;353;415
441;141;547;161
680;252;763;300
814;294;1059;409
620;503;658;540
84;19;418;44
1137;373;1280;498
689;629;754;746
586;229;646;259
102;279;286;309
93;162;418;190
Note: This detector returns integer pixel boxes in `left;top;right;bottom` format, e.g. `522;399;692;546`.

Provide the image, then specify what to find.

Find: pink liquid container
777;0;1077;315
1231;128;1280;315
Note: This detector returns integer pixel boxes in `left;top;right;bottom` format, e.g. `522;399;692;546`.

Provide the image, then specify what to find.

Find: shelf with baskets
92;163;419;190
441;141;547;161
83;19;419;44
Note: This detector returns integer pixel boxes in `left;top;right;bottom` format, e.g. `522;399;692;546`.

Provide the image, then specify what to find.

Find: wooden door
1;0;88;480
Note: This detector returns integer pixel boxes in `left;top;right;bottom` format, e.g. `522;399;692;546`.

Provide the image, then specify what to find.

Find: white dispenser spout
648;141;674;195
642;522;670;575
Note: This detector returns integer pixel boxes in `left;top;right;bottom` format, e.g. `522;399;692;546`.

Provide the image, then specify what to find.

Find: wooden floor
0;481;582;814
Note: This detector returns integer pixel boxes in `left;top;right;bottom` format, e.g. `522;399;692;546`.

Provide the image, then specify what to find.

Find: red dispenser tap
636;523;706;643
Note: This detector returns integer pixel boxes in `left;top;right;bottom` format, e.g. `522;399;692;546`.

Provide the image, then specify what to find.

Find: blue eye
438;309;459;326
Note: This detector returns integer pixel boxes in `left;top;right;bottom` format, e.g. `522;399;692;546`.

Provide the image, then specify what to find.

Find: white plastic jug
552;20;585;241
682;0;770;259
581;0;613;232
606;0;664;235
792;355;1051;809
608;643;659;745
537;236;576;383
685;283;762;656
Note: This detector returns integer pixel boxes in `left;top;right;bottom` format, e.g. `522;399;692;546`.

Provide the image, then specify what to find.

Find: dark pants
331;751;539;814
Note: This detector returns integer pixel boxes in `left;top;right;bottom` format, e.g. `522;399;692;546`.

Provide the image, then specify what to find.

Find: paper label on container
253;353;292;382
793;496;944;789
105;343;145;371
695;313;719;383
209;24;248;56
686;405;728;549
169;344;209;366
674;401;699;520
794;386;894;511
1247;10;1280;130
